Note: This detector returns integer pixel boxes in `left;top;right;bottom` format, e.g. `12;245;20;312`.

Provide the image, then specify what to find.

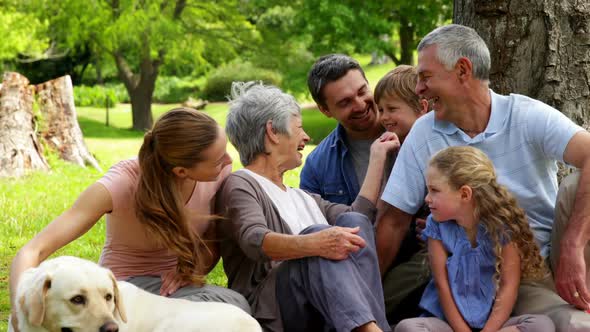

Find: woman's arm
9;182;112;329
262;226;366;261
481;242;521;332
429;238;472;332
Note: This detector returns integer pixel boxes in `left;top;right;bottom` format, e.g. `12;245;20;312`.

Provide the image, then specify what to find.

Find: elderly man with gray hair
377;24;590;331
216;81;399;332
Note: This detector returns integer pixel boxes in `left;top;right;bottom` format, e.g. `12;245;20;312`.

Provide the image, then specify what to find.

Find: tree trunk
128;78;155;131
454;0;590;125
36;75;102;172
113;53;157;131
399;17;415;65
0;72;49;177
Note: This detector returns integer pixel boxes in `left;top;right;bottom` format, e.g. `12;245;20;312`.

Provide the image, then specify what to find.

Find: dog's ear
20;271;52;326
109;272;127;323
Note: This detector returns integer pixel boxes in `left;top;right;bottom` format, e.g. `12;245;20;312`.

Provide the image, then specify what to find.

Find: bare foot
355;321;383;332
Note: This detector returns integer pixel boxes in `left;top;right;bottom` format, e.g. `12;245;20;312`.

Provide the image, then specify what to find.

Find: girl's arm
429;238;472;332
10;182;113;330
481;242;521;332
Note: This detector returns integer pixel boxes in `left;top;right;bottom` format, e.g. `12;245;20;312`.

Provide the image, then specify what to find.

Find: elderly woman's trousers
276;212;391;332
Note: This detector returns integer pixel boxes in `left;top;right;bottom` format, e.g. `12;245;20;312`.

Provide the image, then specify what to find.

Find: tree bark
399;17;415;65
454;0;590;125
0;72;49;177
36;75;102;172
113;52;157;131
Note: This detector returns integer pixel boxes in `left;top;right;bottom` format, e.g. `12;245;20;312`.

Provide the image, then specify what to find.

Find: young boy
374;65;431;324
374;65;429;142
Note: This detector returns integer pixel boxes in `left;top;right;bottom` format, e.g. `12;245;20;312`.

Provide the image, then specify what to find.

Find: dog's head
17;256;127;332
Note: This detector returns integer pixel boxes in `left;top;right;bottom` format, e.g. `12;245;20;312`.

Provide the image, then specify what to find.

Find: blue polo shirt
382;90;583;257
300;124;360;205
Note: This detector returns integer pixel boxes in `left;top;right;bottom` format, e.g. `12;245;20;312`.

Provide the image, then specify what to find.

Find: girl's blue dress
419;215;500;329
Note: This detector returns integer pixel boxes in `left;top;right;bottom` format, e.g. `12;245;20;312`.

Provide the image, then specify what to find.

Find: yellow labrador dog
11;256;261;332
116;281;260;331
11;256;123;332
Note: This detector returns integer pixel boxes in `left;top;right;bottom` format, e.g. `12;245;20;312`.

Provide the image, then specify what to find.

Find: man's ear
318;105;332;118
265;120;280;144
455;57;473;82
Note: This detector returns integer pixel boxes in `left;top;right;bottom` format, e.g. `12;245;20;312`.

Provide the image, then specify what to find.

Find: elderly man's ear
418;99;429;115
456;57;473;82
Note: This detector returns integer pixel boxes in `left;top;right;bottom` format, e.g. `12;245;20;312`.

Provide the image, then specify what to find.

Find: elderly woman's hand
370;132;401;160
312;226;367;260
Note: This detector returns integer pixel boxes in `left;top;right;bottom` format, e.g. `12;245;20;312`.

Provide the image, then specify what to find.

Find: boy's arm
429;238;472;332
481;242;521;332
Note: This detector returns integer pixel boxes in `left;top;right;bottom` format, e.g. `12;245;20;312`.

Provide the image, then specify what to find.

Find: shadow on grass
78;116;144;139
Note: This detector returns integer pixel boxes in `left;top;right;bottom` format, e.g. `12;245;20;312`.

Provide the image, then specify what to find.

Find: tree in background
454;0;590;125
241;0;451;95
0;1;48;63
27;0;255;130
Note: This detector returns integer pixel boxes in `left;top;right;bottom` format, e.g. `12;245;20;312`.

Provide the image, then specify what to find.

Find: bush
202;62;283;101
153;76;202;103
74;85;122;107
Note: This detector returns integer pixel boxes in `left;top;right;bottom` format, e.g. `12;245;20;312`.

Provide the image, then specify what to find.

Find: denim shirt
300;124;359;205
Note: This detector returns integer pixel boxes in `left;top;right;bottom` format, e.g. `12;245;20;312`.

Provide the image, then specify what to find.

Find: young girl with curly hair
395;146;554;332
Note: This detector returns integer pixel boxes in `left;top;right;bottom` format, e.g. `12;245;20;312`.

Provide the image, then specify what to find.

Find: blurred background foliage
1;0;452;123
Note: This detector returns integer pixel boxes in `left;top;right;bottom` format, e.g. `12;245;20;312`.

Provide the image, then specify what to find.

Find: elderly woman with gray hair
216;82;399;332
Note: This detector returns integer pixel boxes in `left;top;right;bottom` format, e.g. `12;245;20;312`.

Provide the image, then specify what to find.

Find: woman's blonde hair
135;108;219;286
429;146;546;283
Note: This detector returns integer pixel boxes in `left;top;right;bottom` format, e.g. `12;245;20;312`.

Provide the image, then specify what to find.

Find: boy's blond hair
374;65;421;111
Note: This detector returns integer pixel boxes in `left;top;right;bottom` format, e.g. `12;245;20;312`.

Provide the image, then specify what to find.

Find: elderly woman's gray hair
226;81;301;166
418;24;491;82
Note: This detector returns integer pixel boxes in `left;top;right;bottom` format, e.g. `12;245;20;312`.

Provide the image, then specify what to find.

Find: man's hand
555;242;590;310
314;226;366;260
160;270;193;296
415;217;426;241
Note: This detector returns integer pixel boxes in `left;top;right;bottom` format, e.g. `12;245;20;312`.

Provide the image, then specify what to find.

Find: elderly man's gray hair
418;24;491;81
226;81;301;166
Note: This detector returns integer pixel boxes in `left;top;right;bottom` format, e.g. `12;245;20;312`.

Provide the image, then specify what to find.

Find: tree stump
36;75;102;172
0;72;49;177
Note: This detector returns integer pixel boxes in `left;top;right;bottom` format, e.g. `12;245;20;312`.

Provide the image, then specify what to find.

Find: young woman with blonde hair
395;146;553;332
10;108;250;330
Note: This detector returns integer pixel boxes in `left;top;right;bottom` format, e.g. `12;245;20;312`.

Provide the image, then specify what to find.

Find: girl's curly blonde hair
428;146;547;283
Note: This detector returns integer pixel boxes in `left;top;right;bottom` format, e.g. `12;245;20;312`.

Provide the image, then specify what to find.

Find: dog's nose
99;321;119;332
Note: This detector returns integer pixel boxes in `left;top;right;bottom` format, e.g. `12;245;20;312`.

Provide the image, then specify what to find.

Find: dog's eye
70;295;86;305
105;293;113;301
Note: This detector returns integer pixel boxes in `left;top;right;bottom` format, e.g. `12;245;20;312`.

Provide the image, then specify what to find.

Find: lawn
0;58;393;329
